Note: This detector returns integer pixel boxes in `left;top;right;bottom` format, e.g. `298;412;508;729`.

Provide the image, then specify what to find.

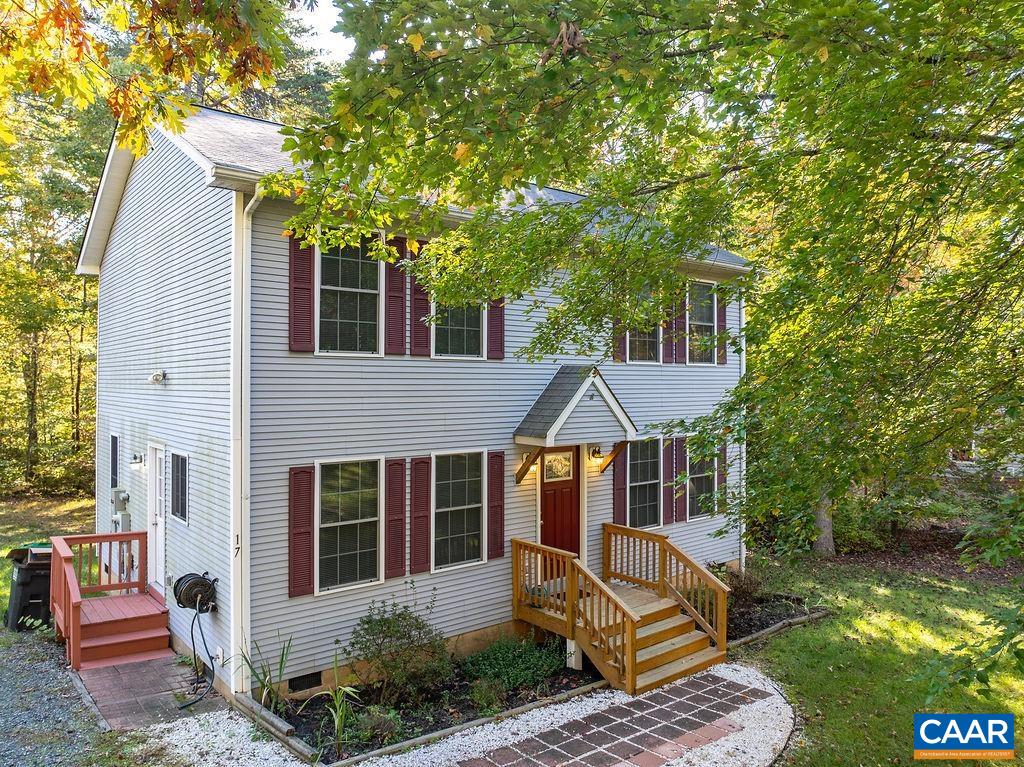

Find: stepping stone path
458;671;775;767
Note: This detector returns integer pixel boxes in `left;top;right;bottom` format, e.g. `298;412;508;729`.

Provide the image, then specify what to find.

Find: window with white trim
687;449;716;518
170;453;188;522
319;460;380;589
435;306;483;357
628;439;661;528
688;282;715;363
110;435;119;489
627;328;660;363
434;452;483;568
319;242;380;353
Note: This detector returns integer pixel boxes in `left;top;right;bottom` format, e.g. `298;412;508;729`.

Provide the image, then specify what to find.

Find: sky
296;1;355;62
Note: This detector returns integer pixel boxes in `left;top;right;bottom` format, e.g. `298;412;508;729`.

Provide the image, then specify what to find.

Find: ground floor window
319;460;380;589
434;452;483;568
628;439;661;528
687;450;717;518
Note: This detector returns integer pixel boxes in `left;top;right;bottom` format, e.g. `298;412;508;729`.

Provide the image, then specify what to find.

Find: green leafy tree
273;0;1024;556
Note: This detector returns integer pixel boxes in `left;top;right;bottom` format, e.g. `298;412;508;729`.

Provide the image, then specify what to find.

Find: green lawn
737;558;1023;767
0;496;93;624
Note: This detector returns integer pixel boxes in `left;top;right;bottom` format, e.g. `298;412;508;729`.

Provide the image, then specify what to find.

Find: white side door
147;445;167;595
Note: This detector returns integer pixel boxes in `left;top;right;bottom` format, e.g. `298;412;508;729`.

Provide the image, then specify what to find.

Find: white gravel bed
360;688;632;767
135;709;306;767
666;663;794;767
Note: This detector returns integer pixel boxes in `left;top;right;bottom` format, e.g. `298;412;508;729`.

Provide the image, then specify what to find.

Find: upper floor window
628;439;661;528
434;452;483;568
434;306;483;357
318;243;382;354
687;282;716;364
319;460;381;589
687;451;716;518
627;328;660;363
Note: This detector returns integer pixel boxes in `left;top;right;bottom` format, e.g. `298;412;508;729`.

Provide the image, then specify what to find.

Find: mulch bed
285;665;599;763
728;594;809;641
836;519;1024;586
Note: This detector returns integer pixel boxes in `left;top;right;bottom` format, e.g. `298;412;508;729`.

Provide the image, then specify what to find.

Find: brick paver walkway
77;654;223;729
459;672;773;767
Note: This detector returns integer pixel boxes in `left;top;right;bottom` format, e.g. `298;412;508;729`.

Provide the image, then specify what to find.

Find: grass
0;495;93;629
737;557;1023;767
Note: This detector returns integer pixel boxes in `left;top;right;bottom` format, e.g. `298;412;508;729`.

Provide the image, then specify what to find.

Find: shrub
469;678;507;714
722;564;766;611
462;635;564;691
355;705;402;745
346;590;453;707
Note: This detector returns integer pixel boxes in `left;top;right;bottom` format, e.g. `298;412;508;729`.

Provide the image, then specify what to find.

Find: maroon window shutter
661;320;674;364
612;446;627;525
662;439;674;526
612;321;627;363
410;243;431;356
673;304;687;364
384;458;407;579
487;300;505;360
288;465;315;597
717;443;728;509
409;456;432;573
384;238;407;355
716;296;727;364
289;236;315;352
674;437;687;522
487;450;505;558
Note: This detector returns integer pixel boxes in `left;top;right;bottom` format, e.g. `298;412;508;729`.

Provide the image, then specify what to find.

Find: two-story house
59;107;748;699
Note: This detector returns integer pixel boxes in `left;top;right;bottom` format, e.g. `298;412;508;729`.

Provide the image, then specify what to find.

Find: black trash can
6;545;52;631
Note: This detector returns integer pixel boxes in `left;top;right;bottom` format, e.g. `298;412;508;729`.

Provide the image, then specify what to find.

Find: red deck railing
50;532;148;669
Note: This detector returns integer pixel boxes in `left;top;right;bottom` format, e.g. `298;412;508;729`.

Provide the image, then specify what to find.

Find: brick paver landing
461;673;773;767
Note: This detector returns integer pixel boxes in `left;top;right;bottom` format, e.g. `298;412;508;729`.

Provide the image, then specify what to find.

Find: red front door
540;446;581;555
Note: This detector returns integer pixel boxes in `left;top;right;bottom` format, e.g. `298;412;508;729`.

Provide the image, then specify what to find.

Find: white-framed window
687;281;716;364
433;304;486;358
627;327;661;363
317;458;383;591
687;448;717;518
110;434;120;489
433;451;485;569
316;241;384;355
170;453;188;523
627;439;661;529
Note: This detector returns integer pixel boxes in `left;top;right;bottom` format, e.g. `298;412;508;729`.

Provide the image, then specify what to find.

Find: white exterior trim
429;302;489;361
625;437;664;531
313;242;386;358
527;369;638;448
429;448;489;574
686;279;719;366
77;140;134;275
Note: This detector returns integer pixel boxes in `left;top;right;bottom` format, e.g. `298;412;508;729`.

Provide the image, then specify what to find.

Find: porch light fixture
129;453;144;469
588;446;603;462
521;452;538;472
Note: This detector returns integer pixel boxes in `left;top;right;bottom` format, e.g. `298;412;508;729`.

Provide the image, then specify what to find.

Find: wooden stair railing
50;532;148;669
512;538;641;691
603;523;730;651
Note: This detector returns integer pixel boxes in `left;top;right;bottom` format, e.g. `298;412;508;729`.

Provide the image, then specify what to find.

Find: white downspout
229;190;262;694
737;295;747;573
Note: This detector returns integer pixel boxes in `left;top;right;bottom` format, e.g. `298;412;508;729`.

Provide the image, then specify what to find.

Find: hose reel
172;572;219;709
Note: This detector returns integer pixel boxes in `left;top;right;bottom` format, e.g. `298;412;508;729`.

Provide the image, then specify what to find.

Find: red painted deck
78;593;172;670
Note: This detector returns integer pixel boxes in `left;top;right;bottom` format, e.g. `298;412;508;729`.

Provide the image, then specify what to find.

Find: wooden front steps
79;593;172;669
512;527;731;695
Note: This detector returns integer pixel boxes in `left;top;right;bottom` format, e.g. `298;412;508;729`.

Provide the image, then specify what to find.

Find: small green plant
236;635;292;716
462;635;564;691
346;587;453;707
300;655;359;758
17;614;56;638
469;677;507;714
355;704;403;745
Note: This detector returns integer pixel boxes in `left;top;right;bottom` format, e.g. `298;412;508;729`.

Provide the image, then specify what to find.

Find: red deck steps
78;593;172;669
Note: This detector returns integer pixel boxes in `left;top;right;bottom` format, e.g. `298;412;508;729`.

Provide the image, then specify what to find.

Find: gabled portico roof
514;365;638;447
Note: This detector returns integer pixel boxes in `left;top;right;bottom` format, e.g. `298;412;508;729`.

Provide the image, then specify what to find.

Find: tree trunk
22;336;39;484
812;493;835;557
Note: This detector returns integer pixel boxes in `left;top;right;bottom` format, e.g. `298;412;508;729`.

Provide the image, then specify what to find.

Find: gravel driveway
0;631;101;767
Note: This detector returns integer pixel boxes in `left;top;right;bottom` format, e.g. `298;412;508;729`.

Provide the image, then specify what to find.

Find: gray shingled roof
514;365;598;439
176;107;747;270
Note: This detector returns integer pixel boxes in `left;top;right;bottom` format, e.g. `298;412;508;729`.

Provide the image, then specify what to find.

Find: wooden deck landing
78;593;171;670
